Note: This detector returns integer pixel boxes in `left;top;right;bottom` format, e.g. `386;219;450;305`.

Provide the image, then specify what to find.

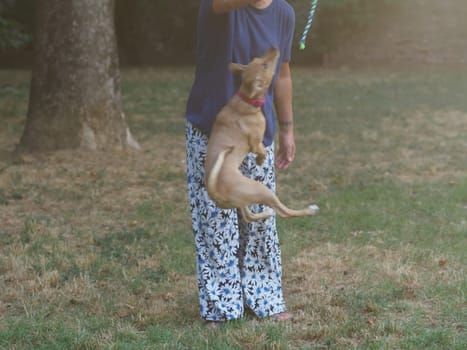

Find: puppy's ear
229;63;246;74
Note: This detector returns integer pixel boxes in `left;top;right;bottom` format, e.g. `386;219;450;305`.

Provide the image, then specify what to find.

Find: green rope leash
299;0;319;50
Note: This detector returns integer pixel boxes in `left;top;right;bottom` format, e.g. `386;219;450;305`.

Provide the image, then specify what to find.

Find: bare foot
205;321;221;329
271;312;294;321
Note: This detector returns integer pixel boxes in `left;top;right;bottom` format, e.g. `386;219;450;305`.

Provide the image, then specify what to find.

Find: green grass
0;67;466;349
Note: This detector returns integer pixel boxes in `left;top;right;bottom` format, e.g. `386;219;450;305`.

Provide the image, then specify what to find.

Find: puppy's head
229;47;280;99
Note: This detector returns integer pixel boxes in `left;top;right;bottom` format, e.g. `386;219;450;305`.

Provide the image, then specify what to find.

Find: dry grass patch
284;242;465;347
1;67;466;349
380;110;467;182
289;108;467;192
0;132;195;331
0;134;187;233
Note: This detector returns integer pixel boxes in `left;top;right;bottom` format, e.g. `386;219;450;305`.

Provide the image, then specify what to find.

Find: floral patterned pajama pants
185;121;287;321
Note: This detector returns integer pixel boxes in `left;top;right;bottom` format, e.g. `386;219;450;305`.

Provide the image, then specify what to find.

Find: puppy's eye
262;63;268;69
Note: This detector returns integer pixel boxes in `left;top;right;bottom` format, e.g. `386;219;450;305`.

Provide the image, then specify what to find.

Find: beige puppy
205;47;319;222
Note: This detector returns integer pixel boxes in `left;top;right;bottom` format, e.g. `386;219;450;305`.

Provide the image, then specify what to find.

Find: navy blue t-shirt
185;0;295;147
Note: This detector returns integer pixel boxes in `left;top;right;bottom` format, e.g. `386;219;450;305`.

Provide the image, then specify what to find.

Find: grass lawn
0;66;466;349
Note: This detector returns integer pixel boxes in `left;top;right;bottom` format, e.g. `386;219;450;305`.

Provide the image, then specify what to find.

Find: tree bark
19;0;139;152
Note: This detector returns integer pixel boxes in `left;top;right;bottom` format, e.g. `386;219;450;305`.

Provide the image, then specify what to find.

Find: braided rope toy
299;0;319;50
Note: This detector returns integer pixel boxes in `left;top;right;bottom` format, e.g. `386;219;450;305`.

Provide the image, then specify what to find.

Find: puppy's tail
206;146;234;198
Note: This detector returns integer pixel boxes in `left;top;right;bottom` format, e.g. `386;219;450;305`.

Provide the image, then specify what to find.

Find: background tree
19;0;139;152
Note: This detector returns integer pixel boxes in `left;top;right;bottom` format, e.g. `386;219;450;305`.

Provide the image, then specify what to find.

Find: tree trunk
19;0;140;152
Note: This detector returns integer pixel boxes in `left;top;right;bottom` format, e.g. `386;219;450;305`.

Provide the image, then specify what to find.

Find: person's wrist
278;120;293;130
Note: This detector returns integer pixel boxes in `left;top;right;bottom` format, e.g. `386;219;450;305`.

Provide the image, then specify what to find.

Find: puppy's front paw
256;154;265;165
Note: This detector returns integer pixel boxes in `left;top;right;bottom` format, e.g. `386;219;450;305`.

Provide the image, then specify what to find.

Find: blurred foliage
0;0;399;66
290;0;399;64
0;0;34;50
115;0;198;65
0;17;31;49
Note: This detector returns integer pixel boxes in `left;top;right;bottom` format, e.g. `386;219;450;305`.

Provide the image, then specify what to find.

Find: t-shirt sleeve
281;4;296;62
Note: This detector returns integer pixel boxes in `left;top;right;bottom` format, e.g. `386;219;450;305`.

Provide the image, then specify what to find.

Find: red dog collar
236;91;265;108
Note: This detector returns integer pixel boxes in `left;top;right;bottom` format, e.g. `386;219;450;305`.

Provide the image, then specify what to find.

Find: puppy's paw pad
308;204;319;214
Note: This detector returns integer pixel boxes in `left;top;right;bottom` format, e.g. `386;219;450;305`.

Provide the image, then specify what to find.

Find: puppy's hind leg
239;206;274;223
268;198;319;219
241;179;319;219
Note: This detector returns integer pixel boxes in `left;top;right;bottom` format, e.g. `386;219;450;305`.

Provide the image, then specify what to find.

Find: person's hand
275;128;295;169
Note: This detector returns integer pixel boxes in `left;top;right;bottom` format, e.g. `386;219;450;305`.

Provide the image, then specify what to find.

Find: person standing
185;0;296;327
